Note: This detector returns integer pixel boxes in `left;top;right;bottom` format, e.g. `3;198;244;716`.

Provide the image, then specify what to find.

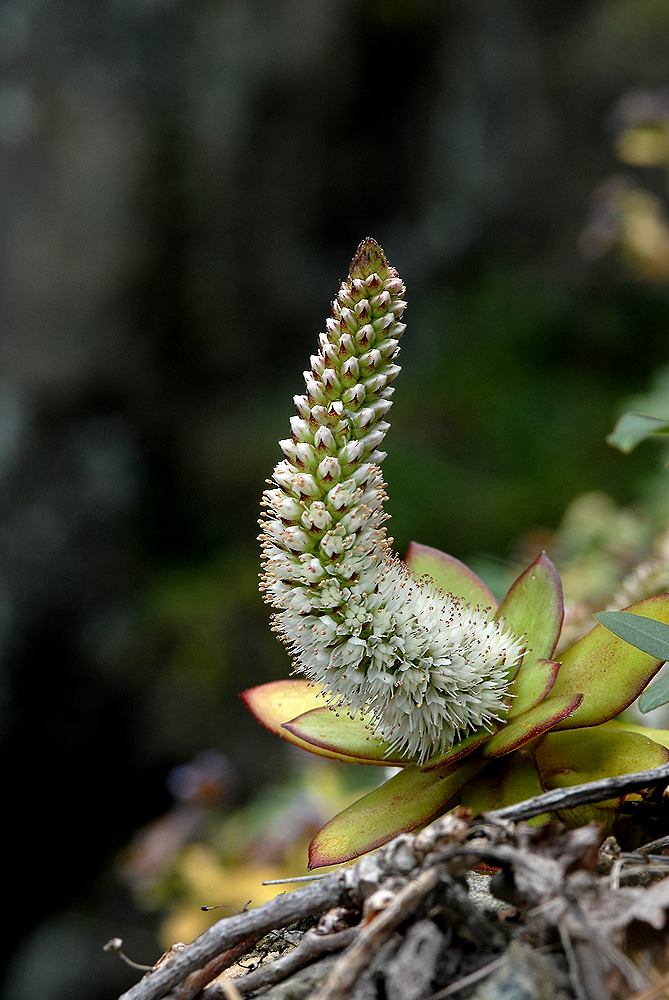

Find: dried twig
202;927;358;998
117;872;351;1000
167;935;262;1000
486;762;669;823
311;866;441;1000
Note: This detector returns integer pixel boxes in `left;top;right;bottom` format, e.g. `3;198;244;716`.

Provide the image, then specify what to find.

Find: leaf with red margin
460;752;550;826
507;659;560;718
494;552;563;683
308;757;487;868
240;680;375;764
404;542;497;611
550;593;669;730
419;727;494;771
283;707;409;766
534;726;669;831
480;692;583;758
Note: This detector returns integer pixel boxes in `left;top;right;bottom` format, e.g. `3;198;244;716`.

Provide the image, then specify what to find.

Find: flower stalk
258;239;524;762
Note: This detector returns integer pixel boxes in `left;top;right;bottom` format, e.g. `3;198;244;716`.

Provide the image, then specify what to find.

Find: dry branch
113;762;669;1000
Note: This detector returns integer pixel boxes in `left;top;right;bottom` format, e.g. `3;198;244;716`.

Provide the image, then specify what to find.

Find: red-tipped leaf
308;758;486;868
283;707;409;766
404;542;497;611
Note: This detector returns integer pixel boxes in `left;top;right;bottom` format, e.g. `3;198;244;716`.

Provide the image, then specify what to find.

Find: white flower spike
259;238;523;763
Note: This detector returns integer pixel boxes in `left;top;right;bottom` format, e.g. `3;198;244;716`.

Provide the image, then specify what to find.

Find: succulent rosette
243;239;669;869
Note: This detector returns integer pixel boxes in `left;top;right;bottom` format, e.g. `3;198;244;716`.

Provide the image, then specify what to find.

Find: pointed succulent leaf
283;707;408;766
307;758;487;868
494;552;563;673
606;411;669;453
460;752;549;826
480;692;584;758
507;659;560;719
419;728;494;771
550;594;669;730
404;542;497;611
240;680;373;763
534;726;669;831
594;611;669;661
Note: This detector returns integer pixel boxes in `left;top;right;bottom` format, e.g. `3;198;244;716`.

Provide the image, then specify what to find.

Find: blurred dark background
3;0;669;996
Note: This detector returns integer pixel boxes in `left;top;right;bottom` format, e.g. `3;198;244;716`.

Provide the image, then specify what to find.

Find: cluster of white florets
259;238;523;763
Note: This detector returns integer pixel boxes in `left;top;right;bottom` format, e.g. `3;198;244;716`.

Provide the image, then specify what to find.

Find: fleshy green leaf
550;594;669;729
606;411;669;454
460;752;549;826
283;707;408;766
507;659;560;718
240;680;374;764
308;758;486;868
534;726;669;831
639;675;669;714
480;693;583;758
404;542;497;611
594;611;669;660
495;552;563;674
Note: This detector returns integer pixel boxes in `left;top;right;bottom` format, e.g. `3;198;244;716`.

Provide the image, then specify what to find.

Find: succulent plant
242;239;669;869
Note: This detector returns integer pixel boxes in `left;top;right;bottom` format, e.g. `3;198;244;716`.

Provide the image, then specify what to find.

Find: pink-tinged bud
338;439;365;466
321;369;342;397
304;375;327;405
384;277;405;295
273;461;298;491
341;357;360;385
338;333;356;356
311;354;326;376
371;290;392;314
309;404;328;427
322;342;339;366
354;298;372;322
363;373;389;395
290;416;312;442
373;312;394;334
359;348;383;372
282;526;312;552
339;307;358;334
317;456;342;483
314;426;336;452
355;324;375;348
301;502;333;531
337;284;356;308
342;384;366;407
279;438;298;462
360;424;389;454
354;407;376;429
293;473;321;497
275;496;304;520
294;394;310;418
295;442;318;469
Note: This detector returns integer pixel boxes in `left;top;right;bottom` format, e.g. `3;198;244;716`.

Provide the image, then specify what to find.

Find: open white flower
259;238;523;763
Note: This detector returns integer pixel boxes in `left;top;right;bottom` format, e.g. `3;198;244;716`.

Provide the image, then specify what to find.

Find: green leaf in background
606;411;669;453
594;611;669;660
639;675;669;713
